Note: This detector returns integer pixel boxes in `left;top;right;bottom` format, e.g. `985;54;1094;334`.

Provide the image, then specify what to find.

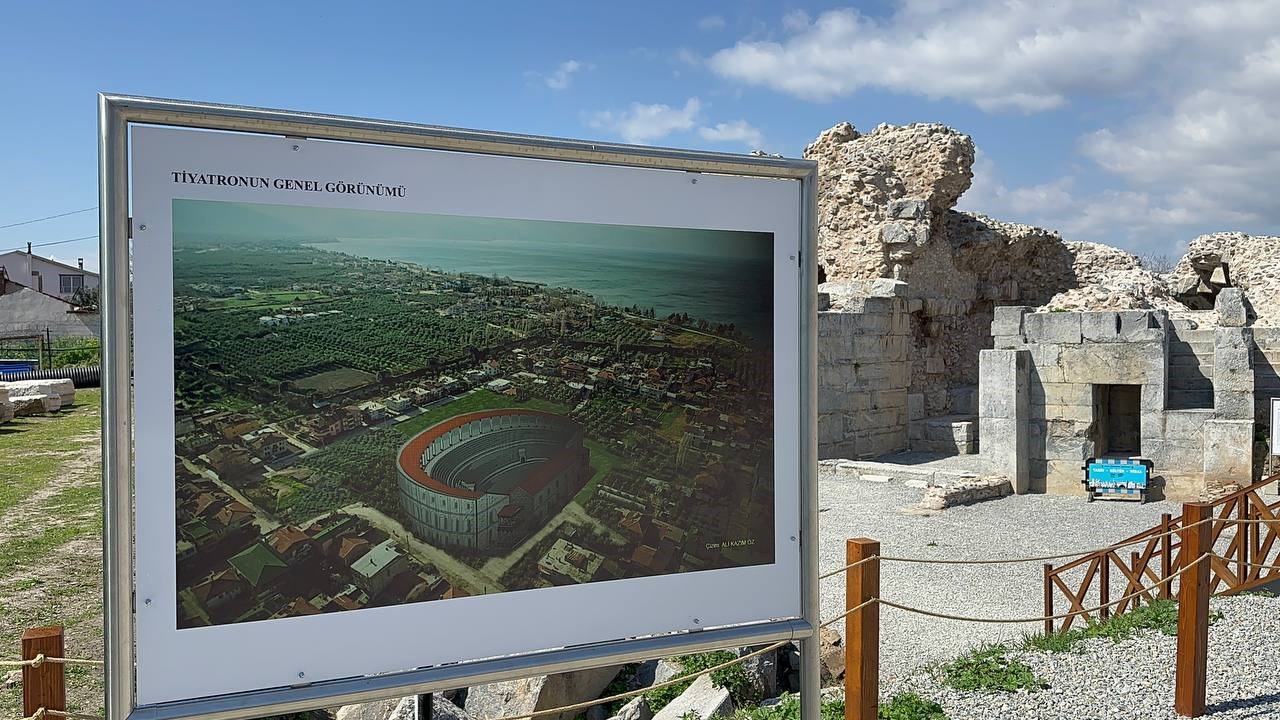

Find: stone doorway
1093;384;1141;457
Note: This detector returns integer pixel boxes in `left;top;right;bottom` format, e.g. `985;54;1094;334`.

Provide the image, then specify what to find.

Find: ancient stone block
880;222;914;245
1140;381;1167;413
908;393;925;421
872;389;908;410
1118;310;1154;336
1215;326;1253;350
1031;382;1093;407
1215;288;1247;327
1044;460;1088;496
1214;390;1254;420
887;198;928;220
1163;409;1216;439
818;414;844;445
993;335;1025;349
1203;419;1253;483
468;667;624;720
1030;403;1094;423
1143;438;1205;473
949;385;978;414
1024;312;1082;345
1140;411;1166;442
1056;343;1158;385
1080;312;1120;342
925;356;945;374
869;277;908;297
1045;433;1094;461
978;350;1027;418
817;389;850;414
991;305;1031;336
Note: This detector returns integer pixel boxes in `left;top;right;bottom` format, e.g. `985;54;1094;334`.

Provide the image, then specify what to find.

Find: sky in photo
3;0;1279;270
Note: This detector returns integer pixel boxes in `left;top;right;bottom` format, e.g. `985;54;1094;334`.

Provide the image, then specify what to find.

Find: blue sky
3;0;1278;272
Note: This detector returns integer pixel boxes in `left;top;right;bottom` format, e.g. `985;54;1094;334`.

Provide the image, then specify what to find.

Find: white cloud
781;9;809;32
542;60;583;91
588;98;702;144
697;14;726;30
707;1;1280;251
698;120;764;149
708;1;1280;112
959;151;1202;255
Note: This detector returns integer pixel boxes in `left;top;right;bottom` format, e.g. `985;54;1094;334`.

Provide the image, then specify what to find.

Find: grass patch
0;389;101;513
393;389;570;438
575;438;629;503
1019;598;1225;654
0;522;99;572
878;693;947;720
727;693;846;720
936;645;1043;693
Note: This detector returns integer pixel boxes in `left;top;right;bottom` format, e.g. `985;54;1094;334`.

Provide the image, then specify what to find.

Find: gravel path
817;464;1178;682
884;594;1280;719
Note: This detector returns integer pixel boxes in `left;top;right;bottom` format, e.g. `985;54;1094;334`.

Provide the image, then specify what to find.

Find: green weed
937;645;1043;692
878;693;947;720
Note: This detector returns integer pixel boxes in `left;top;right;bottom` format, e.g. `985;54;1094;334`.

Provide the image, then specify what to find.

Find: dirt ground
0;390;104;720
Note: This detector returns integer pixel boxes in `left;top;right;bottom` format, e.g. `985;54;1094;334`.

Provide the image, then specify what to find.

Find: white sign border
128;125;805;705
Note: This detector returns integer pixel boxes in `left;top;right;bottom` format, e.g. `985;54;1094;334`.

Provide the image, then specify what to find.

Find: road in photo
172;199;776;628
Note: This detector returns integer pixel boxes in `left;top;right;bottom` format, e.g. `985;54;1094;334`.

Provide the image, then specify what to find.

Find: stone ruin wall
811;120;1280;480
806;122;1151;419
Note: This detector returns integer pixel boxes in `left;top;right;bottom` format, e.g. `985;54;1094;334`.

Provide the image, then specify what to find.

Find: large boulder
606;696;652;720
650;675;733;720
1168;231;1280;322
818;627;844;685
466;666;623;720
337;698;403;720
735;646;778;701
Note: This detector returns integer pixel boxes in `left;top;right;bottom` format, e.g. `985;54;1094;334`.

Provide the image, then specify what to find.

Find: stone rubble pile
1167;231;1280;322
810;119;1280;425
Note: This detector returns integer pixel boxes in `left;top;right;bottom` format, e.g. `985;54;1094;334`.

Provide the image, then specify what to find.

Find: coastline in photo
172;199;776;628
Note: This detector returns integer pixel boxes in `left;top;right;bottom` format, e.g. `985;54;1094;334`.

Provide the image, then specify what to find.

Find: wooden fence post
1099;554;1111;620
845;538;879;720
1042;563;1054;637
1175;503;1211;717
22;626;65;718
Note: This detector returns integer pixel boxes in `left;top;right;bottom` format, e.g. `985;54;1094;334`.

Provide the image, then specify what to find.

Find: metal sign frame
99;93;820;720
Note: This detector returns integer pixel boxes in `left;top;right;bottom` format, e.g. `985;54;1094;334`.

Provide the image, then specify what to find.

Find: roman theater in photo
396;409;590;551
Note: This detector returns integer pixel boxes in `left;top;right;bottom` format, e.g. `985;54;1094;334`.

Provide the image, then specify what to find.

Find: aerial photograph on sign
172;199;776;627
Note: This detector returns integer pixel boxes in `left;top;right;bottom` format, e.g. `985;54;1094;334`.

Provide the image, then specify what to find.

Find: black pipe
0;365;101;388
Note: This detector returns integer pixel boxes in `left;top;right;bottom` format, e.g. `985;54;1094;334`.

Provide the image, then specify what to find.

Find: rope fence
7;505;1269;720
489;641;791;720
0;655;104;669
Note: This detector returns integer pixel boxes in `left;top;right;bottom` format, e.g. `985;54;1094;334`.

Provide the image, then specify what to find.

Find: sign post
100;94;819;720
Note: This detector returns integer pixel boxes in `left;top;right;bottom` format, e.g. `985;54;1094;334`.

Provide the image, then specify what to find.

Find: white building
0;246;99;301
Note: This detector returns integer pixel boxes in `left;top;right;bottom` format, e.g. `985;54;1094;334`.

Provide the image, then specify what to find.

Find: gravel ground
884;594;1280;719
817;464;1178;682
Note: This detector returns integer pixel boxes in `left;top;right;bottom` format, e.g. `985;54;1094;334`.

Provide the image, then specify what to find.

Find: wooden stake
845;538;879;720
22;626;65;718
1042;563;1054;637
1175;503;1211;717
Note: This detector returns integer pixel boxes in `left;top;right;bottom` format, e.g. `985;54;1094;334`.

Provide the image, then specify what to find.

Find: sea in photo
171;199;775;628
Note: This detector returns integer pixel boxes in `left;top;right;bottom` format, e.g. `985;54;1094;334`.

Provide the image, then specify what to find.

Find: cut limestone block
2;379;75;407
652;674;733;720
13;395;61;416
